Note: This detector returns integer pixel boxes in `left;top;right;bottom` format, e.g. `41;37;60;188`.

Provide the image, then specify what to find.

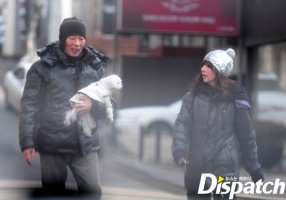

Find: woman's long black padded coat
19;41;108;155
172;84;261;193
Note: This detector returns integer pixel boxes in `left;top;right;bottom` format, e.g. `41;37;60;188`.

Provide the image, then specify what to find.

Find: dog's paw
64;119;71;126
64;109;77;126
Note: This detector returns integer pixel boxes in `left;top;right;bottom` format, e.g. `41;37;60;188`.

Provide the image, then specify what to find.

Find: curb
238;194;286;200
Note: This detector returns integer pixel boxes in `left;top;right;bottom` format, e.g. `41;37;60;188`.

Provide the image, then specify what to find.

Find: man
19;17;108;197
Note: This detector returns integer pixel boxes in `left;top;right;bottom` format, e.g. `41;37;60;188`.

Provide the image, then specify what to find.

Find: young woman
172;48;264;200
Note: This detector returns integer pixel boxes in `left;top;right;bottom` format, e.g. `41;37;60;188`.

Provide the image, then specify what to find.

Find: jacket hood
36;41;109;68
194;81;251;109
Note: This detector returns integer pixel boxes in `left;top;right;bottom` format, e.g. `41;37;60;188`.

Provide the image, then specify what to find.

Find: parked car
256;72;286;124
3;52;38;112
254;72;286;168
114;100;182;136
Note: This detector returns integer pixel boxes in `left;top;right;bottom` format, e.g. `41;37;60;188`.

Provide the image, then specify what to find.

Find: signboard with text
118;0;238;36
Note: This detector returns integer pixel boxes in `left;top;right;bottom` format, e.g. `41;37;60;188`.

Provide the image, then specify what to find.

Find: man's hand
23;148;35;165
73;94;92;115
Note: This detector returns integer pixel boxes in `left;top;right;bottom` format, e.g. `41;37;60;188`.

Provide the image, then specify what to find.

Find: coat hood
36;41;109;68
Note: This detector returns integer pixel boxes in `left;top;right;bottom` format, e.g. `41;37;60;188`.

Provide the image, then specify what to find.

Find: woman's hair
189;60;236;97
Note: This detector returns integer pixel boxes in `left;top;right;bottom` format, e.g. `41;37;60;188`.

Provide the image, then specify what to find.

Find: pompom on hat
59;17;86;44
203;48;235;77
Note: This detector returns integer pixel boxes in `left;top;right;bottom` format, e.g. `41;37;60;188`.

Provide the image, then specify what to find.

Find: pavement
0;182;186;200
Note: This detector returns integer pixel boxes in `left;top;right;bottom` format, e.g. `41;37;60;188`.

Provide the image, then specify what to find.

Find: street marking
0;180;41;188
103;186;185;199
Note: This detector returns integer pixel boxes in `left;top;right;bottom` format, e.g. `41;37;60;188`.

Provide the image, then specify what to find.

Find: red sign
118;0;238;36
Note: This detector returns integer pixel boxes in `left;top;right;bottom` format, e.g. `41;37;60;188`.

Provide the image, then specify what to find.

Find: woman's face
201;64;216;87
64;35;86;57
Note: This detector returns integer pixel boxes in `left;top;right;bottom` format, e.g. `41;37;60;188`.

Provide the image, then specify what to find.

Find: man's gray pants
39;152;101;195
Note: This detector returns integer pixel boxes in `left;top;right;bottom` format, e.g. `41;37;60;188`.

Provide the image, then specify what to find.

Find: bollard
139;126;145;160
155;129;161;163
139;126;163;163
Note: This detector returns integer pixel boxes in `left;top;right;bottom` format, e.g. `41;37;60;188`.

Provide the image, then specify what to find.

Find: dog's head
103;75;123;90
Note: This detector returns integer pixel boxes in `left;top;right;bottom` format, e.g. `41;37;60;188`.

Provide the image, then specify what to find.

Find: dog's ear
106;75;122;90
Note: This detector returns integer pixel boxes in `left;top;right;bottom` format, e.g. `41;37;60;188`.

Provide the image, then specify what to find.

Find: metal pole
155;130;161;163
139;126;145;160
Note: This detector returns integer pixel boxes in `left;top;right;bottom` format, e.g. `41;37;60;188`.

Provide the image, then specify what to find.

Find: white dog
64;74;123;137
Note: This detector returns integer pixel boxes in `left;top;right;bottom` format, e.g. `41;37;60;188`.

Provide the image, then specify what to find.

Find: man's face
64;35;86;57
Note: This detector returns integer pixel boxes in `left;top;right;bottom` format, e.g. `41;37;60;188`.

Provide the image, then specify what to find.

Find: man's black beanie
59;17;86;44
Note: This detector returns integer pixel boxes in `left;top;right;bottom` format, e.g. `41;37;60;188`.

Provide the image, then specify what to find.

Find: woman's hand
178;156;189;166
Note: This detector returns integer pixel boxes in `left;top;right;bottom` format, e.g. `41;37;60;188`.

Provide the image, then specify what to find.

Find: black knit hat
59;17;86;44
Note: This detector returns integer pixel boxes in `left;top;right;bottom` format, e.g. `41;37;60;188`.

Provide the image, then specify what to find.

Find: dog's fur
64;74;122;137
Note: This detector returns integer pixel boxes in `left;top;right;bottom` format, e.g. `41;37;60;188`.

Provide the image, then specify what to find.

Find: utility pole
2;0;17;56
26;0;41;56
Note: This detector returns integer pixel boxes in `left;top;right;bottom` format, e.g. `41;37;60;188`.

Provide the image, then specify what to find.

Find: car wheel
147;122;172;135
